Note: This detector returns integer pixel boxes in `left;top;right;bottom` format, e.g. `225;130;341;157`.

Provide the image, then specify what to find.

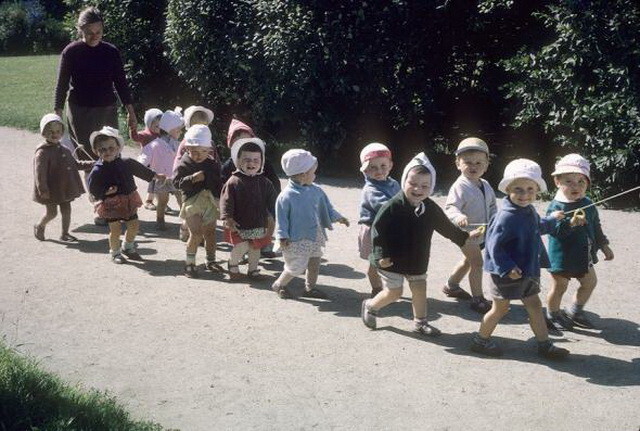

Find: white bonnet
184;124;212;148
281;149;318;177
498;158;547;193
39;113;63;134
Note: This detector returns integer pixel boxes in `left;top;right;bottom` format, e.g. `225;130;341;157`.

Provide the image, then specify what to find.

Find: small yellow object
571;208;586;225
478;225;486;235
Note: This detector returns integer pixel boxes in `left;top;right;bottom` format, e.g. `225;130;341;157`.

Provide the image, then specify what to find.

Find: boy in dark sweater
361;153;483;336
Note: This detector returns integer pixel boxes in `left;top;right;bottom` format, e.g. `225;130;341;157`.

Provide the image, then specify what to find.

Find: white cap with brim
551;153;590;181
89;126;125;149
143;108;163;130
40;113;64;134
498;158;547;193
281;149;318;177
455;137;489;156
231;137;266;174
159;110;184;133
184;106;214;128
184;124;212;148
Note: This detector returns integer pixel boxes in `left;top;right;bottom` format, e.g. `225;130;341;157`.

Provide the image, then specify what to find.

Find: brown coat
32;142;92;205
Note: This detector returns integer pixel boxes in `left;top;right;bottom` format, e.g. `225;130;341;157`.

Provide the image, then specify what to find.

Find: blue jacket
484;197;557;278
358;176;401;225
276;180;343;242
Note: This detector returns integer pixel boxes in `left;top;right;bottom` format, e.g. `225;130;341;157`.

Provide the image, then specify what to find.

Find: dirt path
1;126;639;430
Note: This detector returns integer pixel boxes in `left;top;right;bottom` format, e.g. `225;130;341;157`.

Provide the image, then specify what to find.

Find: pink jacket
138;136;179;177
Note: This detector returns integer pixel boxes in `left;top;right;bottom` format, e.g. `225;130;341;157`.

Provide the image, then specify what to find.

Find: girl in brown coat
33;114;93;241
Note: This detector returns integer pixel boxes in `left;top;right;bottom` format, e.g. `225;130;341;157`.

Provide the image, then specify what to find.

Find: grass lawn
0;55;59;132
0;341;165;430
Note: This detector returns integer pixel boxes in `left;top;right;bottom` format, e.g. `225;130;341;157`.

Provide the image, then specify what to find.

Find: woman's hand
125;104;137;130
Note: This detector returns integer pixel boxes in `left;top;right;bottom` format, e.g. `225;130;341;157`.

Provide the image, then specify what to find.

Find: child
361;153;481;335
272;149;349;299
33;114;93;241
470;158;569;359
129;108;162;210
220;137;277;280
138;109;184;230
443;137;497;314
173;125;224;278
86;127;164;263
357;143;400;297
222;118;282;258
172;105;217;242
545;154;614;330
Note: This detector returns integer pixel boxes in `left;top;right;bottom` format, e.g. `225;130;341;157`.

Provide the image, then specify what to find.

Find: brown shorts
489;275;541;300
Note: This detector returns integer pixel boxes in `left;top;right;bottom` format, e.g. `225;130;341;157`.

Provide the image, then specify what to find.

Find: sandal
278;286;293;299
301;288;328;299
144;201;157;211
33;224;45;241
247;269;265;279
205;261;224;273
59;233;78;242
184;263;199;278
228;264;243;280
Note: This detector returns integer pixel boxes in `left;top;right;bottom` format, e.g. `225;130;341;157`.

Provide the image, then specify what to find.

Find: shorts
358;224;372;260
106;213;139;223
95;191;142;221
282;239;324;276
377;268;427;291
179;189;218;225
549;270;588;280
489;275;541;300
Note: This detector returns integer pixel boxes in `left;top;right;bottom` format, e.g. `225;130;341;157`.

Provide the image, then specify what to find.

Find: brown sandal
34;224;45;241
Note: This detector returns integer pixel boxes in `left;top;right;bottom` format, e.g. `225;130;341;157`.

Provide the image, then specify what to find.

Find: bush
0;1;69;55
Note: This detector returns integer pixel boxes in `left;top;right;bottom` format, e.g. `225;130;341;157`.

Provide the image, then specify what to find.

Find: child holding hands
220;138;277;280
86;127;164;263
470;159;569;358
357;143;400;297
130;108;162;210
173;125;224;278
33;114;93;241
545;154;614;330
361;153;483;335
272;149;349;299
443;137;497;314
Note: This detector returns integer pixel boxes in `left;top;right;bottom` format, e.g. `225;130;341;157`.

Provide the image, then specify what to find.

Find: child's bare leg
367;264;383;296
108;221;122;254
124;219;139;244
305;257;321;291
186;215;203;255
448;258;470;287
203;223;217;262
408;279;427;320
368;287;402;311
575;267;597;306
247;246;261;273
522;294;549;342
156;192;169;227
463;244;484;298
229;241;250;275
38;203;58;227
59;202;72;236
273;271;295;289
547;273;570;313
174;192;183;208
145;192;155;206
478;299;510;339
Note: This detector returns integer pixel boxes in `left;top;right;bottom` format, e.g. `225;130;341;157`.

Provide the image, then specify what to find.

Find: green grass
0;341;166;431
0;55;59;132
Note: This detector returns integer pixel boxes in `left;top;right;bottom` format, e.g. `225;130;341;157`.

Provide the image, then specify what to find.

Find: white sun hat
281;149;318;177
184;124;212;148
498;158;547;193
89;126;125;149
551;153;590;181
159;110;184;133
184;105;214;128
39;113;64;134
143;108;163;129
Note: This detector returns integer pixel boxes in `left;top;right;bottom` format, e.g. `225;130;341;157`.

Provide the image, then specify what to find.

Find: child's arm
484;219;519;278
173;162;203;193
137;142;153;167
370;205;393;267
275;193;291;247
592;208;614;260
540;211;564;235
432;201;470;247
86;168;106;201
444;185;468;226
33;149;50;199
219;181;238;231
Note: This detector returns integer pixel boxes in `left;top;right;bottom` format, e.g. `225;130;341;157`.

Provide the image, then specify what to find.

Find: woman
54;6;137;161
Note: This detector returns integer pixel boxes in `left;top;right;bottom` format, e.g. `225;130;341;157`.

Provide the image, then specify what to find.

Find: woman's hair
77;6;103;30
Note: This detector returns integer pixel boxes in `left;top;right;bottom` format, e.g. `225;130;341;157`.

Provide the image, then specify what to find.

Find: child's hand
457;216;468;227
378;257;393;268
155;174;167;185
602;245;614;261
570;214;587;227
105;185;118;196
224;218;239;232
279;238;291;249
192;171;205;183
550;210;565;221
468;226;485;239
508;266;522;280
337;217;350;227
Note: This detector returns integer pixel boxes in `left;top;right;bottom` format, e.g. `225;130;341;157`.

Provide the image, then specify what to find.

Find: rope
564;185;640;216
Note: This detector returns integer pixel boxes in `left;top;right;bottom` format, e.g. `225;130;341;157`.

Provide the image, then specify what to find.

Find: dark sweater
220;159;281;193
370;193;469;275
219;172;277;230
54;41;132;110
87;157;154;201
173;153;223;200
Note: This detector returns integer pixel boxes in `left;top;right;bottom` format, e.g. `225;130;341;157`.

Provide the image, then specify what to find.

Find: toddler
545;154;614;330
33;114;93;241
357;143;400;297
129;107;162;210
138;109;184;230
470;159;569;359
361;153;481;335
220;137;277;280
272;149;349;299
173;125;224;278
86;127;164;263
443;137;496;314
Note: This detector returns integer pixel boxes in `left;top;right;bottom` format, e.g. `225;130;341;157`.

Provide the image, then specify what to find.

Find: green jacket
546;197;609;274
